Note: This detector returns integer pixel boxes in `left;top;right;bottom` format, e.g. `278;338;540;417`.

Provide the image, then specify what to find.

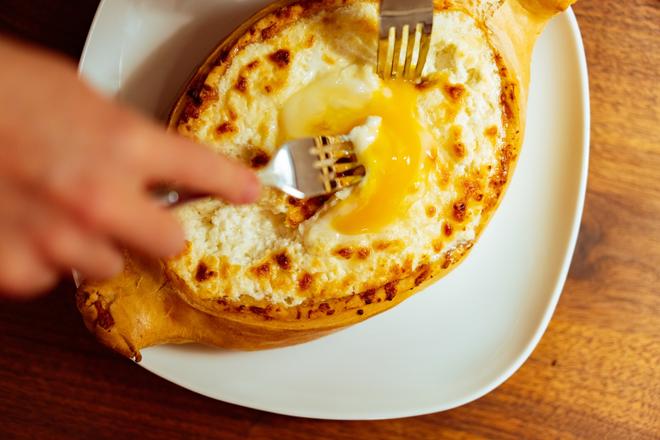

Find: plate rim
77;3;590;420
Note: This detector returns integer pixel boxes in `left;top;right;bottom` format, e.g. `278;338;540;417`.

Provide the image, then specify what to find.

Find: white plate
79;0;589;420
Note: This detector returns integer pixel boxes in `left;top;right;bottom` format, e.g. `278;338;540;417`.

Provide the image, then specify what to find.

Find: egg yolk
281;69;423;235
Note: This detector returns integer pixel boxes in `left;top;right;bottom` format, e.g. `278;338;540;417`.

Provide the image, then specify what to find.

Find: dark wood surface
1;0;659;438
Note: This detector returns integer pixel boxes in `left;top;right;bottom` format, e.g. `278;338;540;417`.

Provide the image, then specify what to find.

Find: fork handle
256;167;282;190
152;168;281;207
151;186;207;207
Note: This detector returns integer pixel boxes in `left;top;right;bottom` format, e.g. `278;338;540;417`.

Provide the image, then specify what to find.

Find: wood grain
0;0;658;438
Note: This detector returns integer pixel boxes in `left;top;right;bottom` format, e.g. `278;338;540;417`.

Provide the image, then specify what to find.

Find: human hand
0;37;260;298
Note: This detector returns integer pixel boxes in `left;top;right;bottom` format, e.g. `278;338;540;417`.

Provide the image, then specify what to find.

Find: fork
257;135;365;199
377;0;434;81
155;136;365;205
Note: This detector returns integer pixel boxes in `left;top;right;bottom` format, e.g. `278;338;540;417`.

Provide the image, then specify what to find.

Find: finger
147;135;261;204
0;181;57;296
7;178;124;280
70;180;185;258
29;211;124;281
0;231;57;298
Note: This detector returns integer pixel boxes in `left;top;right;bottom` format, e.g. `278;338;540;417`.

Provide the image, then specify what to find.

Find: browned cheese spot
373;240;391;251
195;262;216;282
444;83;466;101
275;5;293;19
442;253;453;269
269;49;291;68
360;289;377;305
199;84;218;101
251;263;271;277
463;179;481;200
334;247;354;259
235;75;248;93
453;201;467;222
94;300;114;330
246;60;260;70
453;142;466;158
299;273;313;291
495;54;507;77
261;24;277;40
286;195;331;227
444;222;454;237
426;205;437;218
433;239;444;253
491;144;515;188
274;252;291;270
500;83;516;123
249;306;269;318
435;0;453;10
318;303;331;313
305;35;315;48
287;196;301;206
414;264;431;286
357;309;365;316
435;162;451;187
485;125;498;139
216;121;237;135
448;125;465;158
357;247;371;260
182;104;200;121
384;281;398;301
216;48;230;65
264;84;273;94
250;149;271;169
415;77;439;91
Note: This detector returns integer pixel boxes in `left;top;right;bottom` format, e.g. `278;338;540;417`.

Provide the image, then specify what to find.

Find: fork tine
402;24;418;80
335;175;364;189
390;26;403;79
393;24;409;79
315;157;361;170
377;0;434;82
378;27;396;79
315;158;339;169
331;162;363;174
312;149;356;163
415;24;432;80
312;144;354;156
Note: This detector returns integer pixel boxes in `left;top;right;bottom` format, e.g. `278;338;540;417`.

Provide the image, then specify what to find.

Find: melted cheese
171;5;509;306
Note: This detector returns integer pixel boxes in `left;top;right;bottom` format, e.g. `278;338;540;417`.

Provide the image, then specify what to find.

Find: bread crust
77;0;576;360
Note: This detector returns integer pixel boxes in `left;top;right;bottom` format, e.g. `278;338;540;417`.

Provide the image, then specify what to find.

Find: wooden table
0;1;658;438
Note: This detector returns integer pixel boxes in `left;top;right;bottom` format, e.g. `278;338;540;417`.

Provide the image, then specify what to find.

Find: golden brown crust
78;0;577;359
77;254;341;361
77;245;471;361
165;242;472;326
